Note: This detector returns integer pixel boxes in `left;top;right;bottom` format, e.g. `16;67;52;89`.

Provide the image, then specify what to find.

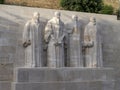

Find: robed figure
44;12;65;68
23;12;43;67
84;17;103;68
66;15;83;67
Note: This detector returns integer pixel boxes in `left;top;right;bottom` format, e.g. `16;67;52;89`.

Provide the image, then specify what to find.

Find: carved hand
68;29;73;34
54;41;59;46
83;41;94;48
54;39;62;46
23;40;31;48
27;40;31;45
88;41;94;47
23;42;28;48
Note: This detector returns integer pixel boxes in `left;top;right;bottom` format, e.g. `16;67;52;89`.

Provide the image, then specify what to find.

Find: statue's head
33;12;40;21
90;17;96;25
54;11;61;19
72;15;78;21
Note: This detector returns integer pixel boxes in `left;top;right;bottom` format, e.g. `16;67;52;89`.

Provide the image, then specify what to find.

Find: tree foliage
117;9;120;20
60;0;103;13
100;5;114;15
0;0;4;4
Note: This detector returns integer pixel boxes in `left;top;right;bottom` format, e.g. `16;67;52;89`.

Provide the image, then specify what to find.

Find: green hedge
117;9;120;20
100;5;114;15
0;0;4;4
60;0;103;13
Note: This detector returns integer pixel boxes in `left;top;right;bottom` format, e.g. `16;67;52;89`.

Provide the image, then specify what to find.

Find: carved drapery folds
23;12;103;68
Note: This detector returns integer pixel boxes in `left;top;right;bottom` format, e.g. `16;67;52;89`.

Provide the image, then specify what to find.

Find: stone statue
23;12;43;67
84;17;103;68
66;15;83;67
44;12;65;68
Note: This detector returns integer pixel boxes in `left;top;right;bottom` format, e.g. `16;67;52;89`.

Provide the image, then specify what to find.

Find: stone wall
0;5;120;90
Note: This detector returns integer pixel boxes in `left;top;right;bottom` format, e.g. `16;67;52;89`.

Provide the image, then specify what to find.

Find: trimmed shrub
0;0;4;4
60;0;103;13
100;5;114;15
117;9;120;20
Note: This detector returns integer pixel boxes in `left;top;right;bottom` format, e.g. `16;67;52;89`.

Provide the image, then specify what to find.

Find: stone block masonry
0;5;120;90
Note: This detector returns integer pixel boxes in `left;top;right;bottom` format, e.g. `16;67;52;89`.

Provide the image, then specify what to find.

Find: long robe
23;20;43;67
66;21;83;67
84;22;103;68
45;17;65;68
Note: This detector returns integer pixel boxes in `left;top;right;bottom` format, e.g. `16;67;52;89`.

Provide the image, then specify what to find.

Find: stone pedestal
0;82;11;90
12;67;115;90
